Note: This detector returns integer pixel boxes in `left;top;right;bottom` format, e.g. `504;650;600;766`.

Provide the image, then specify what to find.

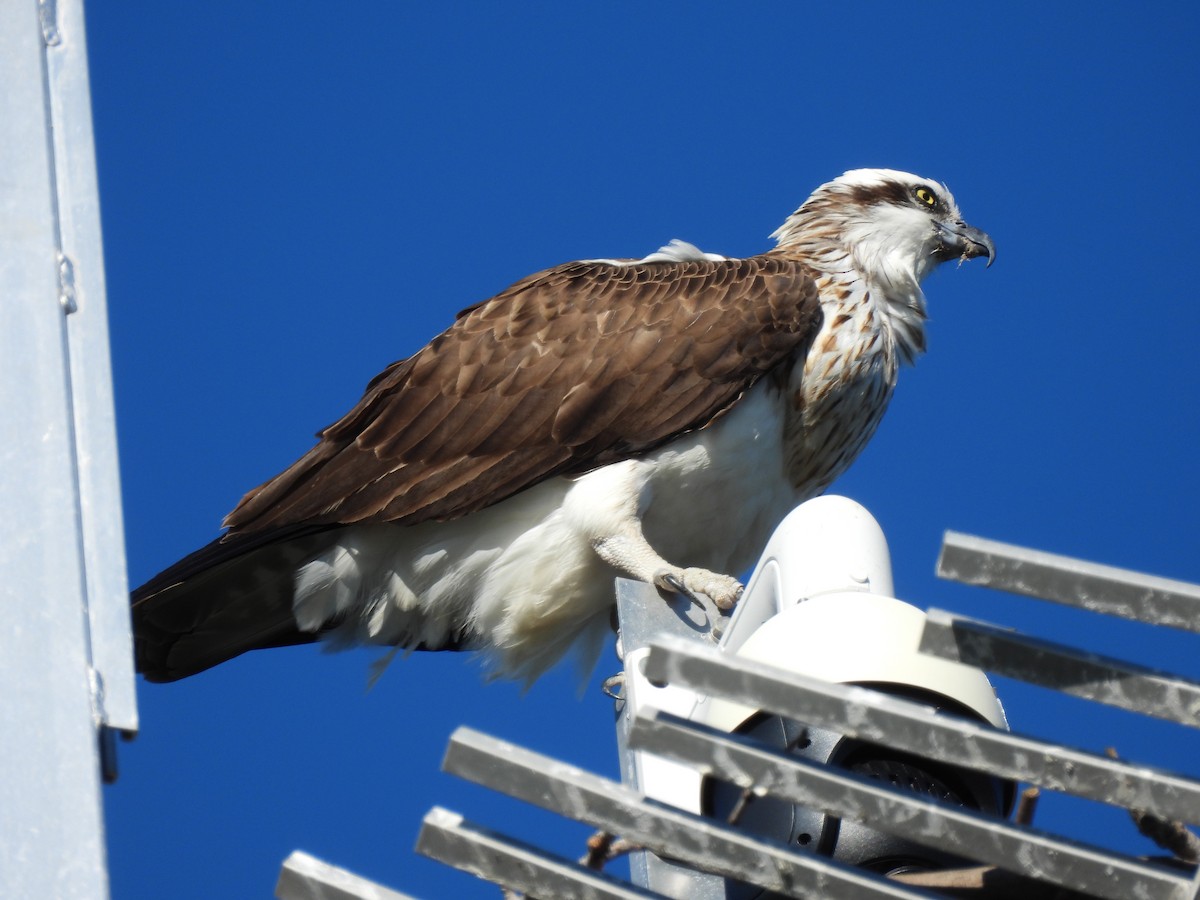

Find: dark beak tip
965;228;996;269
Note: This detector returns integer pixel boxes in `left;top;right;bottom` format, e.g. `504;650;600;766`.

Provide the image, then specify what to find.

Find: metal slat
416;807;657;900
938;531;1200;634
628;710;1185;900
275;850;419;900
919;609;1200;727
640;639;1200;824
441;727;938;900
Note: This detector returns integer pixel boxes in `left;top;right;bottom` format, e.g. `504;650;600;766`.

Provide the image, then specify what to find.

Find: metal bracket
38;0;60;46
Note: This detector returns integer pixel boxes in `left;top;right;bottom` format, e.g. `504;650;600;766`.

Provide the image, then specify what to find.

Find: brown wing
223;253;821;534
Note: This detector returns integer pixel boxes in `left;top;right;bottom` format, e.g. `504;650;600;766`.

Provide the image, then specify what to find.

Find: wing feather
223;254;821;535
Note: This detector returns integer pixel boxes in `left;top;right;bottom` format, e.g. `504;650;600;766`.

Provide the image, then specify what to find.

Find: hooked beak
935;220;996;268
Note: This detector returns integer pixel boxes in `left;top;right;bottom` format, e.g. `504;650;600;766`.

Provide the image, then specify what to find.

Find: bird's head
771;168;995;285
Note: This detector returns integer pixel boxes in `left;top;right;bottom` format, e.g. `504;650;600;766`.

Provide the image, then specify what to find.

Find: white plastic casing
627;496;1007;815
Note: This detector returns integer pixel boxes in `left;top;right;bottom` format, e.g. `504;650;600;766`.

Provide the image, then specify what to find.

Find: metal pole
0;0;134;896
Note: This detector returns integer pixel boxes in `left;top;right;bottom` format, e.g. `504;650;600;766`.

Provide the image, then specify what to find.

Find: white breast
634;380;800;577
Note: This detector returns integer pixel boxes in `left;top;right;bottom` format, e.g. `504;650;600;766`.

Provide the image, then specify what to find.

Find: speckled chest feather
783;272;901;495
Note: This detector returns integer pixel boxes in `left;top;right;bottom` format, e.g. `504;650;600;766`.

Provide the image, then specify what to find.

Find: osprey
133;168;994;684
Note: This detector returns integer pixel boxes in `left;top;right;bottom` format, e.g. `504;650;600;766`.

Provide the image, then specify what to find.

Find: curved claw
601;672;625;700
656;571;704;608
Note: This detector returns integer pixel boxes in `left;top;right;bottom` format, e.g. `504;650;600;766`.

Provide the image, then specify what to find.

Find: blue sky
87;4;1200;897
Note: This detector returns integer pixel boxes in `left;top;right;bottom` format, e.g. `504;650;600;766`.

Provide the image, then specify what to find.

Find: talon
601;672;625;700
654;570;683;595
654;571;702;607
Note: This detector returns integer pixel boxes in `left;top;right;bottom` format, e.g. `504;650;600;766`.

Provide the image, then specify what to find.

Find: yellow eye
915;187;938;208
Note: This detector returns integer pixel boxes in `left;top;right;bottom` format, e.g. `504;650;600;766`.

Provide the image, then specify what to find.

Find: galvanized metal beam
44;0;136;735
441;727;938;899
416;807;658;900
919;609;1200;728
640;638;1200;824
1;0;129;896
275;850;418;900
628;710;1187;900
938;532;1200;634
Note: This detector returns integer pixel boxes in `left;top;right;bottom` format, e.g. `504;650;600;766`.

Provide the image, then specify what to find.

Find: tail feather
132;528;335;682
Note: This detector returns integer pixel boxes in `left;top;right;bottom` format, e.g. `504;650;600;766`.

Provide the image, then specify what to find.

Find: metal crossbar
416;808;658;900
436;727;939;899
919;608;1200;727
640;638;1200;824
275;851;418;900
629;708;1185;900
938;531;1200;633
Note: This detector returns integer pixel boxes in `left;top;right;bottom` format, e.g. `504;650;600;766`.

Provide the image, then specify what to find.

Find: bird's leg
591;525;744;610
568;461;744;609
